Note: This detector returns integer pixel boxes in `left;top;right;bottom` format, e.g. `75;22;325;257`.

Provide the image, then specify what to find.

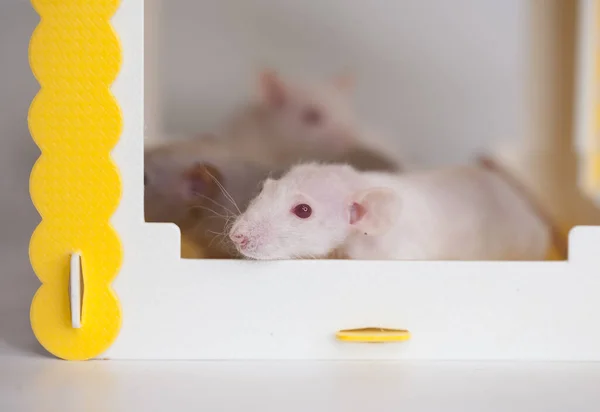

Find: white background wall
156;0;527;167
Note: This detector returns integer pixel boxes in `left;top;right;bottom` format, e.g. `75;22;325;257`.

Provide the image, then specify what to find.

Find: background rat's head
144;142;227;228
257;70;357;154
145;139;275;257
144;137;238;229
229;163;398;260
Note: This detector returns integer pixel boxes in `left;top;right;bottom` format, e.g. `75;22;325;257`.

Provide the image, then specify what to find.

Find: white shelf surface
1;346;600;411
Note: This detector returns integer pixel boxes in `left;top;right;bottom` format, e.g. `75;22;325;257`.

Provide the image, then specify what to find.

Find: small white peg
69;252;82;329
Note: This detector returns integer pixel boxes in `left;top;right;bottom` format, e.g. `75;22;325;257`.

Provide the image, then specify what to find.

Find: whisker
195;194;236;216
189;205;231;220
207;232;225;248
204;170;241;214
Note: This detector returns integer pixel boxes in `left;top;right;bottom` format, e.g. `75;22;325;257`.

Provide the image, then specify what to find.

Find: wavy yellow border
28;0;123;360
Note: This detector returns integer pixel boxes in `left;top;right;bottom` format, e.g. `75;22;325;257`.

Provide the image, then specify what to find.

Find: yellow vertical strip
583;0;600;198
591;2;600;196
28;0;123;360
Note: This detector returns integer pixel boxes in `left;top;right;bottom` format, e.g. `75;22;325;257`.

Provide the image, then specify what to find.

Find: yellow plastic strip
586;1;600;197
28;0;123;360
590;1;600;195
336;328;411;343
590;4;600;199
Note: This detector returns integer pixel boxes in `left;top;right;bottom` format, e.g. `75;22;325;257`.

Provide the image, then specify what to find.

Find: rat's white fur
230;162;550;261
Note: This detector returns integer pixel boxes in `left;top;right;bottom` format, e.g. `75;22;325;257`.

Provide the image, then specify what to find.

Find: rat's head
229;163;398;260
257;70;357;153
144;141;227;228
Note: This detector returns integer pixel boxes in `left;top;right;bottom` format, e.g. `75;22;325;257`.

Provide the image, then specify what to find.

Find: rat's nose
230;232;249;248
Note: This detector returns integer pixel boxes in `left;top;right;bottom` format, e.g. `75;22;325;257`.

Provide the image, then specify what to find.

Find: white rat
222;69;401;172
228;160;557;261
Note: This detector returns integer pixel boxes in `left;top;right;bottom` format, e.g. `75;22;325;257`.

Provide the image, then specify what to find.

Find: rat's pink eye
302;107;322;125
292;203;312;219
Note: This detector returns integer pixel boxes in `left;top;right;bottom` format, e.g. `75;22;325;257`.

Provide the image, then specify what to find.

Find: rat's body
229;161;553;261
343;167;550;260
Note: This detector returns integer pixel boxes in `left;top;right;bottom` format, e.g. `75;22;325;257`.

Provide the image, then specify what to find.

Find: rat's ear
332;72;355;93
258;69;287;108
260;177;275;189
349;187;397;236
181;162;223;202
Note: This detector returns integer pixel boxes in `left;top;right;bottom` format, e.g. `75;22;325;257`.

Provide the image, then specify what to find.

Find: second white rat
222;69;402;172
228;161;553;261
